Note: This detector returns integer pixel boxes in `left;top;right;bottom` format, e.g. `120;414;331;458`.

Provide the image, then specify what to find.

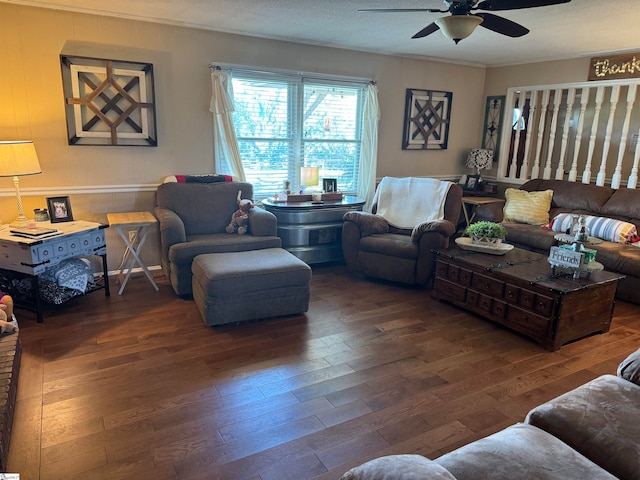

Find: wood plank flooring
6;264;640;479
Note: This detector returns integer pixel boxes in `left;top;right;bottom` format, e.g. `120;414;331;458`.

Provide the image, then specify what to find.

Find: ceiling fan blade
412;22;440;39
476;13;529;37
477;0;570;11
357;8;446;13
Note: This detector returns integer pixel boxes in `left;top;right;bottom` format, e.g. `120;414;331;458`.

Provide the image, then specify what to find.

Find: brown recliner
342;181;463;286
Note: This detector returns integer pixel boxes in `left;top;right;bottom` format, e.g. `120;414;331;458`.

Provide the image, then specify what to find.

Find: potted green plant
465;221;507;247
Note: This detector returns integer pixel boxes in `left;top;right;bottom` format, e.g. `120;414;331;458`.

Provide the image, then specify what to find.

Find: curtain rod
208;62;375;85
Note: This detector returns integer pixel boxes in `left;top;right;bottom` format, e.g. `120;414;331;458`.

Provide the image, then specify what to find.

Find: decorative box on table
274;193;344;203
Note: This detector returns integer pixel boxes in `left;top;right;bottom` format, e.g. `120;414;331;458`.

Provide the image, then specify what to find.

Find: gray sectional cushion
525;374;640;480
435;423;617;480
340;454;457;480
618;348;640;385
169;233;281;265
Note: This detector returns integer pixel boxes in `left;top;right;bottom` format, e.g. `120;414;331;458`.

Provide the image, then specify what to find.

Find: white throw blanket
373;177;453;229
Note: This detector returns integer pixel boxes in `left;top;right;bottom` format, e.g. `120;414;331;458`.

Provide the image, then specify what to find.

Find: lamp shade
301;166;319;187
435;15;483;44
0;141;41;177
466;148;494;174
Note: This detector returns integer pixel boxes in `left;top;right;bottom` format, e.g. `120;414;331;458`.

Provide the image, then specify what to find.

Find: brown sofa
340;348;640;480
342;182;463;286
474;179;640;304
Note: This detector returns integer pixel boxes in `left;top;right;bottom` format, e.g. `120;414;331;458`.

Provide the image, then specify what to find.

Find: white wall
484;58;592;96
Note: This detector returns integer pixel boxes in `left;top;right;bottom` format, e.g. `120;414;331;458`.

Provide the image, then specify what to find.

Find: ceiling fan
358;0;572;44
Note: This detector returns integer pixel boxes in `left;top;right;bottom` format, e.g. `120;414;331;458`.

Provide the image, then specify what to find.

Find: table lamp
300;166;319;192
0;141;42;227
466;148;494;177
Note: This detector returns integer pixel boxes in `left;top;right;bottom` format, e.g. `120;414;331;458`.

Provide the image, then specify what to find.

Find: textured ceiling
4;0;640;67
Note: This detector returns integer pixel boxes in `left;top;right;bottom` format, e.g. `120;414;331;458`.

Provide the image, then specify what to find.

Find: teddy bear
0;295;17;335
226;190;254;235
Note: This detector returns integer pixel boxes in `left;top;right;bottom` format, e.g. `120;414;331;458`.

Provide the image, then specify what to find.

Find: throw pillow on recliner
503;188;553;225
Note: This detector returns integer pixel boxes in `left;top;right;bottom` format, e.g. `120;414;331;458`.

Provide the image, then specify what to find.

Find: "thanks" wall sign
589;52;640;81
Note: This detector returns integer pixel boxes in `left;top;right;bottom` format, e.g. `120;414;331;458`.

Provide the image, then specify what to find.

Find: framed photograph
47;196;74;223
464;175;480;191
323;178;337;193
402;88;452;150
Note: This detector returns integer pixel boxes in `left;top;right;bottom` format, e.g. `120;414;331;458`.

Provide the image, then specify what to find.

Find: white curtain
358;83;379;211
209;69;246;180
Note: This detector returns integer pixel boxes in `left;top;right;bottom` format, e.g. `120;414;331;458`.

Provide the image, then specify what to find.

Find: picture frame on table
464;175;480;191
323;178;337;193
47;196;74;223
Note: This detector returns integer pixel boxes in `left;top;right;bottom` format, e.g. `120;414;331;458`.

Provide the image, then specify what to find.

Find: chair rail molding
0;184;160;197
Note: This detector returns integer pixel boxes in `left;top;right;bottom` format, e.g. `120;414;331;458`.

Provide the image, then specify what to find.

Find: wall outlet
128;230;137;243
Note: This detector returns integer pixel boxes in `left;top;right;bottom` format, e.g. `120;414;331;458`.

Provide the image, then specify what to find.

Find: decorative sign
402;88;452;150
60;55;157;146
548;246;584;269
481;96;505;159
589;52;640;81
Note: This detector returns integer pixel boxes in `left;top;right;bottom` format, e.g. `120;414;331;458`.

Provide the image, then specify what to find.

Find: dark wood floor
6;264;640;479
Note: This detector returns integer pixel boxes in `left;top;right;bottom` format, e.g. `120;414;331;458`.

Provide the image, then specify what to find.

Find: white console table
0;220;110;322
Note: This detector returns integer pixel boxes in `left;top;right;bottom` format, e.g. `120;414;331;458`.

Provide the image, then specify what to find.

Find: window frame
225;67;370;199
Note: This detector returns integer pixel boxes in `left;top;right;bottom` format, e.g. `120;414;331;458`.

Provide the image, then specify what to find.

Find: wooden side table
107;212;159;295
461;196;503;228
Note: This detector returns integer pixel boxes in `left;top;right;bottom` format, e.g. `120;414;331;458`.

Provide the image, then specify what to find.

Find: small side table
107;212;159;295
461;196;503;228
261;196;365;264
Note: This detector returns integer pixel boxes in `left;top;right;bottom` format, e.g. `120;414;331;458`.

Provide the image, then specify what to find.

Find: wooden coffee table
432;246;625;351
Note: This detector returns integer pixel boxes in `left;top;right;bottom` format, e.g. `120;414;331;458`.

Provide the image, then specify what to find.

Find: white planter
471;235;502;248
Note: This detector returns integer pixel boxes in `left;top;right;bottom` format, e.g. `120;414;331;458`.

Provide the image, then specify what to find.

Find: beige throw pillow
503;188;553;225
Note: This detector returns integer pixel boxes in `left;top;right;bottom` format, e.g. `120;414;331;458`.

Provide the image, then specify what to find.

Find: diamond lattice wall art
60;55;157;146
402;88;452;150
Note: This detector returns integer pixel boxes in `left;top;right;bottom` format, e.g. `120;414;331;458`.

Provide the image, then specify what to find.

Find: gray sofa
475;179;640;304
340;348;640;480
154;181;281;296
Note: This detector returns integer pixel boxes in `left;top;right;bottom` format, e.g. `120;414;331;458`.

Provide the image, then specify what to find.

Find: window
230;70;367;198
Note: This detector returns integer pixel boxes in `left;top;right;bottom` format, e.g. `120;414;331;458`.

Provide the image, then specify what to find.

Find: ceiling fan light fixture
435;15;483;44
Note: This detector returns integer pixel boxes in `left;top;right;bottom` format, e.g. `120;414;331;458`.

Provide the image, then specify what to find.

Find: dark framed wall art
60;55;158;146
481;95;505;158
402;88;452;150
